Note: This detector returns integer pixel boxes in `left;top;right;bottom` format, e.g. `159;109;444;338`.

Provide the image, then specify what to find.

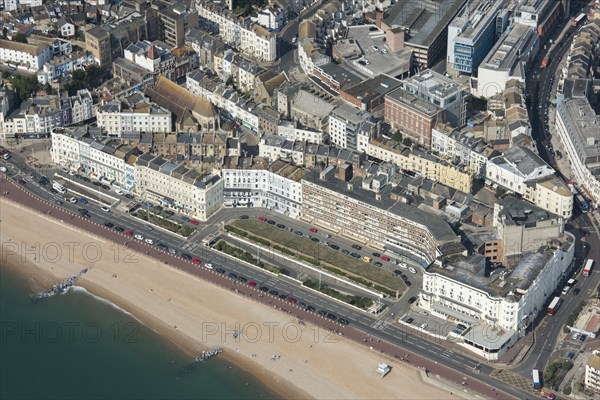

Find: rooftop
450;0;505;41
480;23;536;71
384;0;467;47
385;87;442;116
303;169;457;243
0;38;49;56
291;89;335;119
557;98;600;164
341;74;402;102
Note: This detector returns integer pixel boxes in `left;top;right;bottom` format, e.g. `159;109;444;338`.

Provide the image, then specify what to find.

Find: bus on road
532;369;541;390
575;194;590;213
547;296;562;316
572;13;587;26
583;259;594;277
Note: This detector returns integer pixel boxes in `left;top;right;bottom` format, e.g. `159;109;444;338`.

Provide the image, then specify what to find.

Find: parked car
309;227;318;233
276;223;286;229
181;216;190;222
134;234;144;240
239;215;249;220
405;318;414;324
329;244;339;250
191;257;201;265
266;220;276;225
380;255;390;262
144;238;154;245
190;219;199;225
408;296;417;304
258;216;267;222
181;253;192;261
352;244;362;250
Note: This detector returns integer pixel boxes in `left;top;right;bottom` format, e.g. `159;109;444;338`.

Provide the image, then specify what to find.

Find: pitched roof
145;77;217;120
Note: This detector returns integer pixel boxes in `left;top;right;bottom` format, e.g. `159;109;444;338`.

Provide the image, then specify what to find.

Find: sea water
0;267;279;399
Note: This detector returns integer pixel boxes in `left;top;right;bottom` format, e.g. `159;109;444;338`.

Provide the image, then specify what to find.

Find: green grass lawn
134;210;195;237
230;220;405;295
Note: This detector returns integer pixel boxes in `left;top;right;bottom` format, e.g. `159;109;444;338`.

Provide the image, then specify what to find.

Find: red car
258;216;267;222
125;231;134;237
248;281;256;287
541;393;555;400
309;227;318;233
287;297;297;303
380;255;390;262
191;257;201;265
190;219;199;225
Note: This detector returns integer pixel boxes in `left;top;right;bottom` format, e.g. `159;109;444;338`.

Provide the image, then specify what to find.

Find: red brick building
384;87;443;148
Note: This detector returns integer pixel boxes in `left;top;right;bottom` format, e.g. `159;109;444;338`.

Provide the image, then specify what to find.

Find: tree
226;75;234;86
392;131;402;142
13;33;28;43
402;137;412;147
9;75;40;102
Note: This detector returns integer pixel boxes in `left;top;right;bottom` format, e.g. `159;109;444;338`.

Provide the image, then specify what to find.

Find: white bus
52;182;67;194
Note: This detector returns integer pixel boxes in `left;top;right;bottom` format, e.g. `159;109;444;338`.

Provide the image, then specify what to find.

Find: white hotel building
96;97;172;137
197;1;277;62
135;153;223;221
222;159;306;218
555;98;600;207
51;128;138;190
0;39;52;70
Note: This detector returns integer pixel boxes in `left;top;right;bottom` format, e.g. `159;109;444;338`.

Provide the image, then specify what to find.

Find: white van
562;286;571;295
52;182;67;194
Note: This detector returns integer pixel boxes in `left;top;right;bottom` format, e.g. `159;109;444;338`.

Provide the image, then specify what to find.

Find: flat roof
480;23;536;71
342;74;402;101
303;170;457;243
384;0;467;47
557;98;600;163
385;87;442;116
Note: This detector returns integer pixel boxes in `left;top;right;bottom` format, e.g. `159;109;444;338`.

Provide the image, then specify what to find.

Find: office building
447;0;506;75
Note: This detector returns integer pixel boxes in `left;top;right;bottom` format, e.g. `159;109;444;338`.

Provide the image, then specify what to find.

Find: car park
181;253;192;261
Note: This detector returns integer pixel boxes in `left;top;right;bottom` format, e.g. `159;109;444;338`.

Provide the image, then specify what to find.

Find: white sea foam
67;285;145;325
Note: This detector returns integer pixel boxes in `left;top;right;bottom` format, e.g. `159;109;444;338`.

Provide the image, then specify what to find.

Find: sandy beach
0;198;465;400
